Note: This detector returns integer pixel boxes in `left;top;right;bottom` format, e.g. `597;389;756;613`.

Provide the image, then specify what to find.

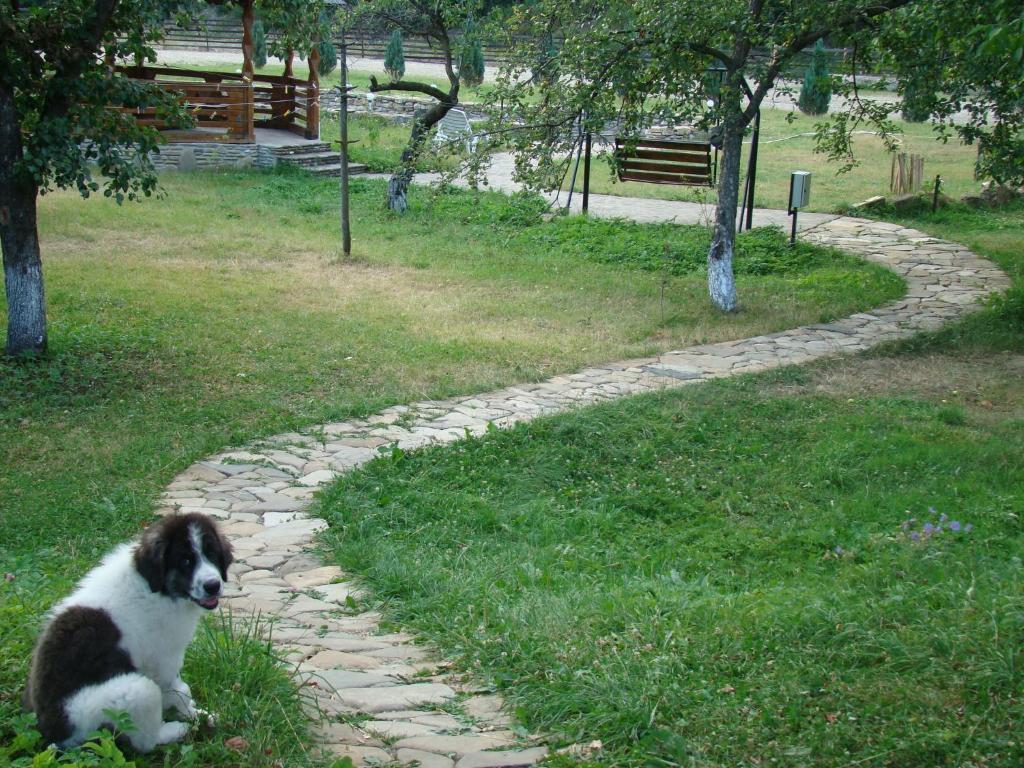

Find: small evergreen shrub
253;19;268;69
901;76;933;122
532;32;559;85
317;38;337;76
385;29;405;81
798;39;831;115
458;20;485;88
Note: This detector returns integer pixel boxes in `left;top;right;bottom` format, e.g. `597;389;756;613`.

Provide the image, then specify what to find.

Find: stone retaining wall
149;143;277;172
321;91;487;122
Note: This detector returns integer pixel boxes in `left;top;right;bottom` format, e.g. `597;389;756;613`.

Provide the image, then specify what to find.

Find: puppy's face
134;514;233;610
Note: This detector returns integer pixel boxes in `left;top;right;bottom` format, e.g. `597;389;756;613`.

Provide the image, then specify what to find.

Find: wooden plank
178;98;239;107
119;65;244;82
618;147;710;164
619;159;709;175
619;170;712;186
616;138;710;152
251;73;305;86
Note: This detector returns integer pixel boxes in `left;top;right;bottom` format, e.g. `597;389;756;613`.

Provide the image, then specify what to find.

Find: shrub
253;19;268;69
532;32;559;86
317;37;337;76
385;29;405;81
901;75;933;122
459;20;486;88
797;39;831;116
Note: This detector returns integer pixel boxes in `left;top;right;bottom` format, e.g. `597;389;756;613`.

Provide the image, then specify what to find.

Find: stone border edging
157;216;1009;768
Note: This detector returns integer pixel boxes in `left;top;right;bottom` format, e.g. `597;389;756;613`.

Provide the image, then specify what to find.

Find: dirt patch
771;352;1024;420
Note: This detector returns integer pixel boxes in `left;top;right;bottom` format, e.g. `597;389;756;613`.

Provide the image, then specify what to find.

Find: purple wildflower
928;507;937;515
964;523;973;533
940;513;949;524
923;522;935;535
910;532;920;542
949;520;961;532
834;546;844;556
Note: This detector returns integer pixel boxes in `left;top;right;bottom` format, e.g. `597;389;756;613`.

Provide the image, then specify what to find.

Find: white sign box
789;171;811;210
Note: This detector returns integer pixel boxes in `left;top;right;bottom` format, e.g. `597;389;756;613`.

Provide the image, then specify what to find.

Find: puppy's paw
155;721;190;746
193;707;217;726
163;681;196;719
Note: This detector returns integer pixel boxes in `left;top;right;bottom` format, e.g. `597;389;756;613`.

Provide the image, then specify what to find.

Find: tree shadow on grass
0;322;168;418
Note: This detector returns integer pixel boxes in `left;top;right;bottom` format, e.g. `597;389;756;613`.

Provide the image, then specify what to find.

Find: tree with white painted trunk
0;0;323;358
486;0;1019;313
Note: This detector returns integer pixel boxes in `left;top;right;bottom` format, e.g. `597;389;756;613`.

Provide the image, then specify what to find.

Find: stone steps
303;162;370;177
270;144;368;178
270;142;332;156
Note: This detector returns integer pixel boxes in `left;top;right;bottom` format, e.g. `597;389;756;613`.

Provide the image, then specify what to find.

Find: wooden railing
117;65;319;143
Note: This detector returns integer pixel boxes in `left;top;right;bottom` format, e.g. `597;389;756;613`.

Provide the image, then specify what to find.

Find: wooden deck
118;65;321;143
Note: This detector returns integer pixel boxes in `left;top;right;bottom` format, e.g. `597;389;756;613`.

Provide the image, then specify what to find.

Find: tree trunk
0;85;47;356
708;120;743;312
387;101;456;213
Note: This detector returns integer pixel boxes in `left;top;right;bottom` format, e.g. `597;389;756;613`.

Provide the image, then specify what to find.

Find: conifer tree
318;38;337;76
254;20;268;69
385;29;406;80
798;39;831;115
459;20;486;88
900;75;931;122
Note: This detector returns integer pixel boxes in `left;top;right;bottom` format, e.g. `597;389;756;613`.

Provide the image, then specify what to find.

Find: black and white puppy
24;513;232;752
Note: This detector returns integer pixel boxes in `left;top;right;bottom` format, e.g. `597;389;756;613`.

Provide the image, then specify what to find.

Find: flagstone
394;734;517;757
397;749;455;768
333;683;456;713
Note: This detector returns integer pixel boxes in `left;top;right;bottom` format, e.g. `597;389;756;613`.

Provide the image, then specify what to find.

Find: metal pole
582;131;592;214
339;27;351;256
788;173;797;246
738;165;749;233
744;107;760;231
565;129;584;212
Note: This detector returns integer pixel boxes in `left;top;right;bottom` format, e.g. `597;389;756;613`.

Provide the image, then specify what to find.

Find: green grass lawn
321;114;462;174
0;171;898;765
567;109;981;213
317;202;1023;768
322;108;981;215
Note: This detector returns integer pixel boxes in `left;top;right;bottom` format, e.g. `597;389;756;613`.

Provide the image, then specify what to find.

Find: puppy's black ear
133;521;167;593
213;525;233;580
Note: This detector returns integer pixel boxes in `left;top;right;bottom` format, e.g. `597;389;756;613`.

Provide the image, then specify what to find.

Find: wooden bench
434;108;477;152
614;138;714;186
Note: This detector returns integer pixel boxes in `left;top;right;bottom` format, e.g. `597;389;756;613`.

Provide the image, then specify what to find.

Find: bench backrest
438;108;472;137
615;138;713;187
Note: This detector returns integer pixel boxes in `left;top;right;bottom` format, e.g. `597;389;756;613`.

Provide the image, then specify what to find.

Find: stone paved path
368;152;840;231
157;215;1008;767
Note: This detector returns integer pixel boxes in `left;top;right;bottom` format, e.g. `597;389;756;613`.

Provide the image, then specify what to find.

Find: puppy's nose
203;579;221;597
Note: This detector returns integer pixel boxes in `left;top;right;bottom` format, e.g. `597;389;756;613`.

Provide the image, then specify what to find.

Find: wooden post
307;43;320;139
240;0;255;140
282;49;295;131
339;29;351;256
